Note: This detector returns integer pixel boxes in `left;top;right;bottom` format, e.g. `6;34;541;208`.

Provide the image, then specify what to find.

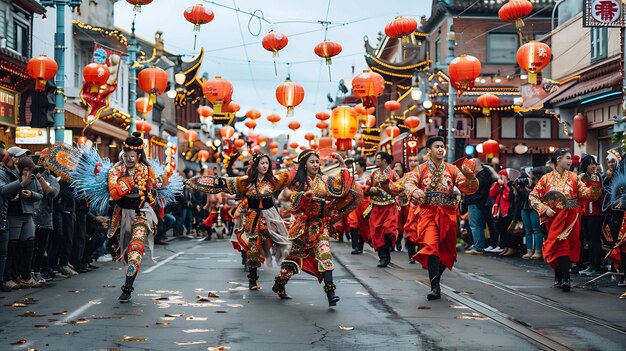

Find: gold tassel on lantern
482;107;491;116
515;18;525;29
528;72;537;85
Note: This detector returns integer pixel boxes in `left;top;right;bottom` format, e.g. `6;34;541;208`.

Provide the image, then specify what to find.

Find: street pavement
1;237;625;351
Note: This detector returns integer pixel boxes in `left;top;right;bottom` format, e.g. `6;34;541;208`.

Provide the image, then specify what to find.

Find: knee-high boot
427;255;441;300
377;245;388;267
119;274;136;303
557;256;571;292
407;241;417;263
385;235;393;265
350;229;362;254
322;270;340;306
248;267;260;290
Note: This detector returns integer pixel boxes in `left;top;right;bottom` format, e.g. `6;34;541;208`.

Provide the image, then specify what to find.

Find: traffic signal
29;80;56;128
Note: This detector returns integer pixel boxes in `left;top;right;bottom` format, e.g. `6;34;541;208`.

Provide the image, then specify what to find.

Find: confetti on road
183;329;216;333
10;339;27;345
339;326;354;331
227;304;244;308
175;340;207;346
113;336;148;342
417;306;431;310
186;316;208;321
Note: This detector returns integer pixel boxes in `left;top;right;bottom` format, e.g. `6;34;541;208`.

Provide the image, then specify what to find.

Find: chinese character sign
584;0;625;27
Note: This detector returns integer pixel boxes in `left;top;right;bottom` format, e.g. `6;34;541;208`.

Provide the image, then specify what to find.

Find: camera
509;177;529;188
32;166;45;175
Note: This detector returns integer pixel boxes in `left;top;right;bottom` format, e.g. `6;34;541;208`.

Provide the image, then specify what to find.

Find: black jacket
465;168;496;206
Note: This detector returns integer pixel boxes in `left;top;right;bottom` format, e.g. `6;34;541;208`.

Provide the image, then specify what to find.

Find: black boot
558;256;571;292
407;242;417;264
272;268;293;299
396;233;403;252
248;267;260;290
620;252;626;286
427;255;441;300
118;275;136;303
322;271;340;306
553;266;563;288
377;246;388;267
350;229;362;254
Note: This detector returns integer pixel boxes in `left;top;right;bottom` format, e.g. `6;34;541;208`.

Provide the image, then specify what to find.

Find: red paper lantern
262;30;289;57
363;115;377;128
220;126;235;139
314;40;342;65
126;0;153;12
352;70;385;108
244;120;257;130
184;4;214;31
384;16;418;38
355;103;375;116
315;112;330;121
258;135;268;144
185;130;198;143
253;145;261;153
136;97;153;117
573;113;588;145
138;67;168;100
288;121;301;131
316;121;329;130
310;143;319;150
404;116;421;132
197;105;213;118
197;150;210;162
267;114;281;125
386;125;401;139
449;55;482;94
299;145;307;151
136;120;152;133
482;139;500;158
283;149;289;156
517;41;551;85
224;101;240;113
384;100;401;111
304;133;315;142
270;148;279;155
77;136;89;147
270;141;279;149
234;139;246;148
245;109;262;120
476;93;501;116
27;55;58;91
498;0;533;29
83;63;110;93
289;142;299;149
276;79;304;116
330;106;359;151
202;76;233;109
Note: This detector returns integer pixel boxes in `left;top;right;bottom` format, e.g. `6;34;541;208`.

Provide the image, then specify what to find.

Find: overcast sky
114;0;432;146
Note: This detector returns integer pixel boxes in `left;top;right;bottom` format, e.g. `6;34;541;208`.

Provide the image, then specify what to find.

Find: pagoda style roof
364;33;431;79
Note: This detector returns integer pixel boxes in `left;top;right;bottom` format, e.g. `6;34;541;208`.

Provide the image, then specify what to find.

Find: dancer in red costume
383;136;478;300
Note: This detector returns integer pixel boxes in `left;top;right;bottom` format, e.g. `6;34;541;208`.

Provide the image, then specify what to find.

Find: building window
476;117;491;138
487;33;518;64
434;38;440;65
500;117;516;138
13;18;29;57
591;27;607;62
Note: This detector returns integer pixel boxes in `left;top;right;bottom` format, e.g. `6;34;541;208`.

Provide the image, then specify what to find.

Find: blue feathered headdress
70;146;112;215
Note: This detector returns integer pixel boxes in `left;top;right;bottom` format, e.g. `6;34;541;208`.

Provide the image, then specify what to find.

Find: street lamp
40;0;83;143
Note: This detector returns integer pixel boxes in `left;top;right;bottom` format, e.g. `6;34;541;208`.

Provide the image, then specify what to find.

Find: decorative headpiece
607;148;623;163
123;132;145;151
297;149;318;164
252;152;268;164
551;148;570;165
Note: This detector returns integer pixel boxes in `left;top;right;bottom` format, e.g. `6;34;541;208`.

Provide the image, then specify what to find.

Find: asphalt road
1;236;625;351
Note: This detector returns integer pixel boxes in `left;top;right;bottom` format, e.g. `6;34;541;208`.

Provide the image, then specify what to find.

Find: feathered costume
66;133;183;302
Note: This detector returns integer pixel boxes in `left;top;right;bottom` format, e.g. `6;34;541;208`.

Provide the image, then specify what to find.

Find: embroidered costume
367;166;400;266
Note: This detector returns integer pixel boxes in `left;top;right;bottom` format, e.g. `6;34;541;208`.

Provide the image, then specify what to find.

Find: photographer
514;168;546;260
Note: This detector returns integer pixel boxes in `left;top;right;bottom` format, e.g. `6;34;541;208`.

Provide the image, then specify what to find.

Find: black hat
426;136;445;148
123;132;144;151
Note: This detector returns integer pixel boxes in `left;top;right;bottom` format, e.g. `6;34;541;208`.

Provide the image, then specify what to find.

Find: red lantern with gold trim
234;139;246;149
477;93;501;116
269;141;279;149
184;4;214;31
384;100;401;112
304;133;315;143
197;150;210;162
386;125;401;140
363;115;377;128
448;55;481;94
404;116;420;132
136;97;153;118
384;16;418;38
330;106;359;151
224;101;240;113
516;41;551;85
126;0;153;12
315;112;330;121
136;120;152;134
573;113;587;146
482;139;500;158
276;79;304;117
314;40;342;65
262;30;289;57
316;121;329;130
83;63;110;93
289;142;299;149
245;109;261;120
27;55;58;91
138;67;168;103
352;70;385;109
202;76;233;110
498;0;533;29
245;120;257;130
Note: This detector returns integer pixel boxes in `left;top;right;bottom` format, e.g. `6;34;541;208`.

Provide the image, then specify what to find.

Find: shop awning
551;74;622;105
